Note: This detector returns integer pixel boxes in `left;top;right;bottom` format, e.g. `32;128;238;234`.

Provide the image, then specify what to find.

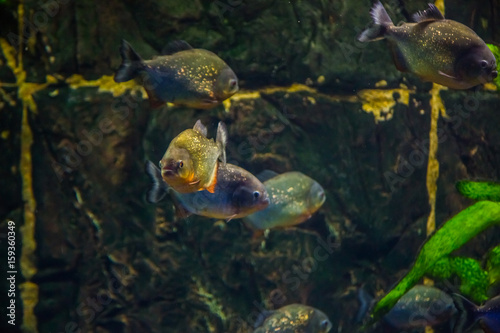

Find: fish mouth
161;168;174;177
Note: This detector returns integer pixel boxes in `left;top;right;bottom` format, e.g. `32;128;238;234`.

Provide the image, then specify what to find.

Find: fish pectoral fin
225;214;237;222
188;179;201;186
202;98;219;106
438;71;460;80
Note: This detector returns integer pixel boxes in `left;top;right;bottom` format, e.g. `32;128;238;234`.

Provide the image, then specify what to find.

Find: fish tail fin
452;293;479;333
358;1;393;42
114;40;144;83
144;160;169;203
216;121;227;165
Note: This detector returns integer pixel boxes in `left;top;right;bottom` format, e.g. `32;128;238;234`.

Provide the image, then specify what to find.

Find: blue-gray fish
453;294;500;333
253;304;332;333
384;285;457;329
243;171;325;230
145;160;269;220
115;40;238;108
358;2;498;89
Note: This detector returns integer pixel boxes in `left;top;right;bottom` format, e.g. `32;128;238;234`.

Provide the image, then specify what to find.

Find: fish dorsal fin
161;40;193;55
253;310;275;328
216;121;227;165
412;3;445;22
256;170;279;183
193;119;208;137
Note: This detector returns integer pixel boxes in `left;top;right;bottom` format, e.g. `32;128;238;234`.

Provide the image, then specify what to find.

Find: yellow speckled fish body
243;172;326;230
160;120;227;194
115;40;239;108
359;2;498;89
253;304;332;333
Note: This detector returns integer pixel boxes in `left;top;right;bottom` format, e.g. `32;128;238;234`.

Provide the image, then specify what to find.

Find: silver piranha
358;2;498;89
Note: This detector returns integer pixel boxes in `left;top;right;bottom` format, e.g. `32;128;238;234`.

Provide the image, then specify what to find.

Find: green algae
428;257;488;303
487;245;500;287
456;180;500;202
371;201;500;320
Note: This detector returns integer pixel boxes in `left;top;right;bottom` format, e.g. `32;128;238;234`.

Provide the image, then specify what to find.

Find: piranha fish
114;40;239;108
160;120;226;194
453;293;500;333
243;171;325;230
253;304;332;333
145;160;270;220
383;285;457;329
358;2;498;89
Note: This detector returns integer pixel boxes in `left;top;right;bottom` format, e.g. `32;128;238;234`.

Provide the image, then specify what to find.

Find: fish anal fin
252;229;265;240
168;191;192;219
145;88;165;108
390;43;409;72
412;3;445;22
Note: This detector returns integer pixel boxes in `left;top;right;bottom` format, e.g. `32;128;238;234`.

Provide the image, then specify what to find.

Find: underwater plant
487;245;500;288
427;257;489;303
456;180;500;202
371;200;500;320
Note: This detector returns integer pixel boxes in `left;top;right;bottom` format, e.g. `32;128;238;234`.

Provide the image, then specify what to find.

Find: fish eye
320;320;329;329
177;161;184;168
480;60;488;68
253;191;260;199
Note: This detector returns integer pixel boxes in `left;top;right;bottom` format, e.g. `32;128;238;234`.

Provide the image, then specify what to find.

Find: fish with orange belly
145;160;269;220
160;120;226;194
358;2;498;89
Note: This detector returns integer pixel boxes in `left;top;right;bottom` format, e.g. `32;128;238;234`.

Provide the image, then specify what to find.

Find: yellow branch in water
1;2;41;327
434;0;445;16
223;83;359;112
66;74;147;98
358;86;413;123
427;84;447;236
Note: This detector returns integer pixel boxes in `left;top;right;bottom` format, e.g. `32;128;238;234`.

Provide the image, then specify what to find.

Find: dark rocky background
1;0;500;332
